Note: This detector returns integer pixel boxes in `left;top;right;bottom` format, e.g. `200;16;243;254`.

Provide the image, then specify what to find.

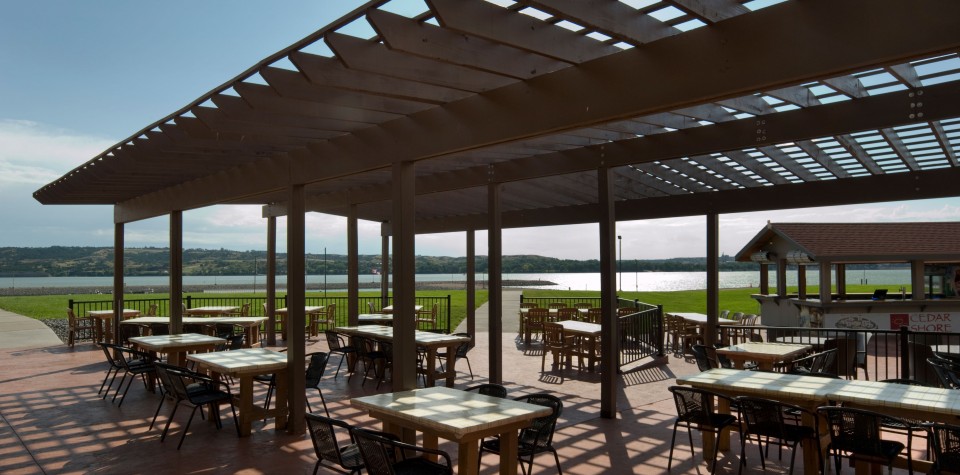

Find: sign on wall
824;312;957;332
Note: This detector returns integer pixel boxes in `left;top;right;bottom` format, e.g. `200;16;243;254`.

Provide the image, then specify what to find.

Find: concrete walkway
0;309;62;350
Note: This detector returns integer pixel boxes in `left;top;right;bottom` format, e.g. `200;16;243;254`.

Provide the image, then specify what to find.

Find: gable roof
735;222;960;263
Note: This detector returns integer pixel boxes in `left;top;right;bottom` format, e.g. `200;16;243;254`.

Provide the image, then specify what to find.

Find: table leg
458;440;480;475
425;349;438;387
238;375;253;436
273;369;288;432
499;429;520;475
444;343;460;387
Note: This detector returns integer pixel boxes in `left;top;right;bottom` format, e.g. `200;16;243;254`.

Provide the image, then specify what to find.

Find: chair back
738;396;808;440
325;304;336;323
818;406;907;462
691;344;718;371
823;337;858;378
929;422;960;473
929;357;960;389
526;308;548;327
66;308;79;326
907;341;941;386
451;333;472;358
542;322;567;349
556;307;579;321
367;301;376;313
515;394;562;451
352;429;404;475
325;330;345;350
617;307;636;317
305;352;330;389
669;386;730;424
240;303;251;316
154;362;192;400
585;308;602;324
465;383;507;398
146;304;158;316
547;302;566;309
304;413;362;471
227;334;245;350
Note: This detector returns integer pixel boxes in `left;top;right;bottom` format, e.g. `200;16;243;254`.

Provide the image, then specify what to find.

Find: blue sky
2;1;958;260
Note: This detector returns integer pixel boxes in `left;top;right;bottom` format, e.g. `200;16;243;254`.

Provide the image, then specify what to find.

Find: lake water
3;269;911;292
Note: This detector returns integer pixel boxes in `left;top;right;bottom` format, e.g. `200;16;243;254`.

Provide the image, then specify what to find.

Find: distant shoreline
0;279;555;296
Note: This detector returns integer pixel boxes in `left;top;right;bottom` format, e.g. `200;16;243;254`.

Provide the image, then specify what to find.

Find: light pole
617;235;622;292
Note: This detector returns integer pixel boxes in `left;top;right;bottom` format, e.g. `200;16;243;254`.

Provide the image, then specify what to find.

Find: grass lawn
0;290;488;332
0;284;902;325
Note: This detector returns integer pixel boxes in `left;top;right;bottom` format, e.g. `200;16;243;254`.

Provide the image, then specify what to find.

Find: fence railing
70;295;454;333
718;325;960;383
618;304;663;373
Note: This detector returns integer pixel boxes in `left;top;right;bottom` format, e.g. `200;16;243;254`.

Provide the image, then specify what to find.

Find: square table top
87;309;141;318
275;306;325;314
187;348;288;376
334;325;470;347
358;314;393;322
381;305;424;312
668;312;737;325
932;344;960;355
716;342;811;358
128;333;225;351
185;306;239;315
679;368;960;420
556;320;601;335
351;386;552;441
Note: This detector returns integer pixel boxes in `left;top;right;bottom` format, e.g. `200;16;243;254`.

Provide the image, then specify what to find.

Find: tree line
0;246;768;277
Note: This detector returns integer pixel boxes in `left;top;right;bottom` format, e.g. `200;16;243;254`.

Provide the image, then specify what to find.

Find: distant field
0;284;902;324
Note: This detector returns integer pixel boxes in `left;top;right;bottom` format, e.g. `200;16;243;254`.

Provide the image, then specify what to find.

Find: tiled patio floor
0;326;923;474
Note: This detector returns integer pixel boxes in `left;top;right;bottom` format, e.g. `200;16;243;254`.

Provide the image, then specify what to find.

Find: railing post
657;304;665;357
900;325;911;380
185;295;192;309
446;295;452;333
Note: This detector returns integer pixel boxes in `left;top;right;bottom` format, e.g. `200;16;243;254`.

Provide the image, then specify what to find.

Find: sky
2;1;959;261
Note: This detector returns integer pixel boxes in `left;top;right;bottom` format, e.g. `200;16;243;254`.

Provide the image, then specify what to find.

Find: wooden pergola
34;0;960;430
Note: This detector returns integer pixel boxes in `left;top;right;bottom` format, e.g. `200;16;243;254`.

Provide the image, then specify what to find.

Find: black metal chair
465;383;507;398
304;413;363;475
928;422;960;475
97;342;124;398
823;338;859;379
667;386;737;473
325;330;359;380
878;379;933;458
928;357;960;389
355;336;390;388
305;352;331;417
691;344;719;371
737;396;820;475
153;362;239;450
352;427;452;475
479;393;563;475
437;333;474;380
818;405;912;475
784;348;838;376
108;343;156;407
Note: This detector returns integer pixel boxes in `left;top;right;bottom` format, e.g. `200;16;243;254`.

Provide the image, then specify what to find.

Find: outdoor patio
0;302;925;475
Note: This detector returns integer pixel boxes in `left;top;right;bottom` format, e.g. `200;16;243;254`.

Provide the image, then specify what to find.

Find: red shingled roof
737;222;960;262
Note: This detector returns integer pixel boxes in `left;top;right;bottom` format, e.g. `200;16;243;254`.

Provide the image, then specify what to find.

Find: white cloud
0;119;114;185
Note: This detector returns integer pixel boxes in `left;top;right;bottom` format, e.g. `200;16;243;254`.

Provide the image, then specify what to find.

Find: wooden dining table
352;386;552;475
275;306;325;337
380;305;422;314
187;348;289;437
184;306;239;317
556;320;601;371
87;309;141;343
334;325;469;387
678;368;960;474
715;342;811;371
128;333;225;367
121;316;267;347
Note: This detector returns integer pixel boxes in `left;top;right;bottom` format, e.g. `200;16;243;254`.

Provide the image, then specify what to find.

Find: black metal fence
719;325;960;383
69;295;454;333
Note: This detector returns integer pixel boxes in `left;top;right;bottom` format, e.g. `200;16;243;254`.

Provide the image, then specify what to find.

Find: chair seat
833;439;905;463
339;444;363;470
393;457;452;475
679;412;738;431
